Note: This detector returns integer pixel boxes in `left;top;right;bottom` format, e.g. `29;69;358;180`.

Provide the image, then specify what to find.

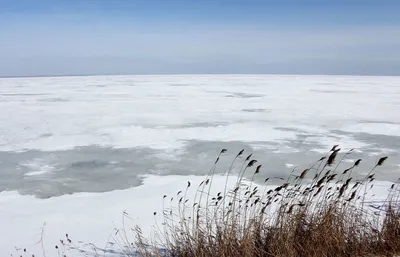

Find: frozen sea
1;74;400;256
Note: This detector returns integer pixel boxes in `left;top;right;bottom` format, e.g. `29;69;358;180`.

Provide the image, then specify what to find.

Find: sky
0;0;400;77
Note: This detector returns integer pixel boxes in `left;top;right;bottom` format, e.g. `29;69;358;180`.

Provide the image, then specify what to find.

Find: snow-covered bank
0;175;239;256
1;174;395;256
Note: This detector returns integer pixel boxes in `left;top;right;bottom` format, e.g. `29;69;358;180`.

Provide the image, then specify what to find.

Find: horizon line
1;72;399;79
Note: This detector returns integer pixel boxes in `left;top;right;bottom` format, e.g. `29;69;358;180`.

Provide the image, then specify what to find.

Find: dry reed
137;146;400;257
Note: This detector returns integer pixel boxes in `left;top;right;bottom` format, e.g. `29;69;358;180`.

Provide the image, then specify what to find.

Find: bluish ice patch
1;134;399;198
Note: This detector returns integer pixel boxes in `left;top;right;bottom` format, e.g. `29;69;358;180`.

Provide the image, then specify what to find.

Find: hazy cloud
1;17;400;76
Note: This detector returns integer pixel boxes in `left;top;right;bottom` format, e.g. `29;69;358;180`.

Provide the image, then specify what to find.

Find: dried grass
137;146;400;257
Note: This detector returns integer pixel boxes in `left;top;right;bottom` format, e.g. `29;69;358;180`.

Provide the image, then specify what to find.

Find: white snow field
0;74;400;256
0;75;399;153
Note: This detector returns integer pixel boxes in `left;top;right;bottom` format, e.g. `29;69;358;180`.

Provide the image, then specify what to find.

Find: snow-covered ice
1;75;399;153
0;75;400;256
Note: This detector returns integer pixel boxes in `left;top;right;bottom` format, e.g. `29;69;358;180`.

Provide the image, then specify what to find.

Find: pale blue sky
1;0;400;76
